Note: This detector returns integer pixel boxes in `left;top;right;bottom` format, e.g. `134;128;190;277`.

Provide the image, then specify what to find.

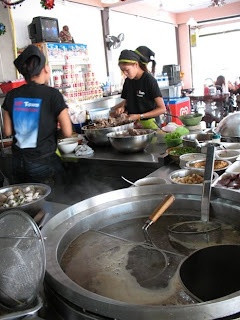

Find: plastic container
88;108;110;120
0;79;26;93
73;123;84;134
163;97;191;125
165;137;182;148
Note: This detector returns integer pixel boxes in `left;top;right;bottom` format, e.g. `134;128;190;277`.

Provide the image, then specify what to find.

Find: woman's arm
58;108;72;138
110;99;127;117
3;110;13;137
128;97;166;121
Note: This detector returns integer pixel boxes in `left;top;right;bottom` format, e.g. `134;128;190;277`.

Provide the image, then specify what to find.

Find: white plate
226;161;240;174
135;177;167;186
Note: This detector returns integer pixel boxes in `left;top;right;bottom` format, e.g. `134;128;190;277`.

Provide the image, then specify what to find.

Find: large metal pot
213;111;240;142
82;122;134;145
42;184;240;320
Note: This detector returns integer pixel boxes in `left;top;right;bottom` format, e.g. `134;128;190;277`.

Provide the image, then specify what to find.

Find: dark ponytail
135;46;156;76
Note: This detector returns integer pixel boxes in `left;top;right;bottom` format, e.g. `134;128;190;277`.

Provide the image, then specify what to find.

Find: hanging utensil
121;176;138;186
126;194;175;288
142;194;175;245
168;144;222;254
0;210;46;310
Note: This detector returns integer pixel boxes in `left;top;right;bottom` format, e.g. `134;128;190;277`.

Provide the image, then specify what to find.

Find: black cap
118;49;141;63
135;46;155;63
14;45;46;76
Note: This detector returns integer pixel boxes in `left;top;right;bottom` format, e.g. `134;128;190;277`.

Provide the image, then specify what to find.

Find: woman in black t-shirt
2;45;72;185
111;48;165;129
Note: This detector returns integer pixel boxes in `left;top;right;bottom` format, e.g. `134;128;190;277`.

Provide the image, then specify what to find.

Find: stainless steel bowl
107;129;155;153
0;183;51;216
169;168;219;185
182;133;213;148
82;122;134;146
185;159;232;173
213;112;240;141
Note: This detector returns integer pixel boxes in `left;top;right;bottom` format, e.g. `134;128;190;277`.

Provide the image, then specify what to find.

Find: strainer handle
201;144;215;222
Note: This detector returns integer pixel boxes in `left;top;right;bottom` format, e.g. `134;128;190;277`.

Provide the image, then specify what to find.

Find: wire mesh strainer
0;210;45;310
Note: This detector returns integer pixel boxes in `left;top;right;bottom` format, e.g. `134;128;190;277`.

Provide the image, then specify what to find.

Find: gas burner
209;0;226;8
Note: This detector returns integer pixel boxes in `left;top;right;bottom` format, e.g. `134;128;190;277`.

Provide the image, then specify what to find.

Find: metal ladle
168;144;222;253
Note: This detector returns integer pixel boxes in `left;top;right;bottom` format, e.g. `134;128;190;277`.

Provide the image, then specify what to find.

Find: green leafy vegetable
174;126;189;136
169;147;197;156
164;132;181;141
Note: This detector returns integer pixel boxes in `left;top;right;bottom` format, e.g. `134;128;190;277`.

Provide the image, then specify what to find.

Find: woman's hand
128;114;140;121
110;106;125;117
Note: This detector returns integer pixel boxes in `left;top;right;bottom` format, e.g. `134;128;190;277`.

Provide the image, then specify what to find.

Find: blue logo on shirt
13;97;42;149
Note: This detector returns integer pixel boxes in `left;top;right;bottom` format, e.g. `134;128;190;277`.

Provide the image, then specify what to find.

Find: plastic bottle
163;73;169;87
212;133;221;144
156;74;163;88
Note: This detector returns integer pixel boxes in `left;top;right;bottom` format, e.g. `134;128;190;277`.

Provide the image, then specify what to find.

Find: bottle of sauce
85;110;92;126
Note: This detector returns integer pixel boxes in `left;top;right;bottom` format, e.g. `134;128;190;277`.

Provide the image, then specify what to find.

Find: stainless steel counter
61;142;168;168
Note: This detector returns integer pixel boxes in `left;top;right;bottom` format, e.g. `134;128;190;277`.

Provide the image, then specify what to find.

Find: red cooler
163;97;191;125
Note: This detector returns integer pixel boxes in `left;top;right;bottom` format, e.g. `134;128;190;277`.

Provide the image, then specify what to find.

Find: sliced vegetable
169;147;197;156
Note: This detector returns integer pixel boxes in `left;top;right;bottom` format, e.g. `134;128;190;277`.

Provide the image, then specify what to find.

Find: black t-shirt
121;71;162;115
2;82;67;160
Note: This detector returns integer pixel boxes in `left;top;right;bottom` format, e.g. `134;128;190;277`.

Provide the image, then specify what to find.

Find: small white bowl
135;177;166;186
215;149;240;162
58;136;82;144
58;141;78;154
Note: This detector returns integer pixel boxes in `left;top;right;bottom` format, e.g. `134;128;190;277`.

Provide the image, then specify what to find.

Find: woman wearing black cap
2;45;72;186
111;48;165;129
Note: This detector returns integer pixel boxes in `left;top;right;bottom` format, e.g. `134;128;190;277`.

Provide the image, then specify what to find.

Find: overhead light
186;17;198;27
209;0;226;8
101;0;119;3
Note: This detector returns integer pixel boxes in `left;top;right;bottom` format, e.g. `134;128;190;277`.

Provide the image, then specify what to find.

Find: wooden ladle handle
149;194;175;223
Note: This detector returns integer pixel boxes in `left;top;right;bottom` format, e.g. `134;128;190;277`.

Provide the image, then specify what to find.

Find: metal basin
0;183;51;216
186;159;232;174
182;133;213;148
42;185;240;320
82;122;134;145
213;111;240;141
107;129;155;153
169;168;219;184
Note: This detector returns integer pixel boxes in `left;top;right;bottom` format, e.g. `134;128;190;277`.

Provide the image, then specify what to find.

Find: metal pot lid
214;111;240;137
0;209;46;310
